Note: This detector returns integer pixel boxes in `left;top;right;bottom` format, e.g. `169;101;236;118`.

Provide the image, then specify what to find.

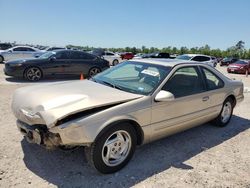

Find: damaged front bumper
17;120;62;149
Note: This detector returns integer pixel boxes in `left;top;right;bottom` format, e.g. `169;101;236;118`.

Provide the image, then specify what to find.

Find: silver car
176;54;217;67
11;59;244;173
0;46;43;63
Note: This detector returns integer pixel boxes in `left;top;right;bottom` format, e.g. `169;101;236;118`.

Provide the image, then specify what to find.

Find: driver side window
162;66;205;98
56;51;69;59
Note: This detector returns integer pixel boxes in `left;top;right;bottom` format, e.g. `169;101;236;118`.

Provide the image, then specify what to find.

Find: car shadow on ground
21;115;250;188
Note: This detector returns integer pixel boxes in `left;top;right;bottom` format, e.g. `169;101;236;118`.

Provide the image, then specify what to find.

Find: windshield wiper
101;81;123;91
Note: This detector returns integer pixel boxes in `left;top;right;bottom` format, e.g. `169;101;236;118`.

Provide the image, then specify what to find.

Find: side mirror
8;50;13;53
49;56;56;61
155;90;175;102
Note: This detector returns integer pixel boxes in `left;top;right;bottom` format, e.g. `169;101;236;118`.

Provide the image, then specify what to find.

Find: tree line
67;40;250;59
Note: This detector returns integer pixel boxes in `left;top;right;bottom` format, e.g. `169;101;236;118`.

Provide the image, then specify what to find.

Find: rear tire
112;59;119;66
212;98;234;127
85;123;137;174
0;55;4;63
88;67;101;78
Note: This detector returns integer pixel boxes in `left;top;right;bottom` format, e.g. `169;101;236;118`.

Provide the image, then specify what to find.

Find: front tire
24;67;42;81
212;98;234;127
85;123;137;174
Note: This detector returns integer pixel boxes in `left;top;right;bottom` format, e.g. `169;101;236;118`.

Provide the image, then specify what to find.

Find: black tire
24;67;43;81
88;67;101;78
85;123;137;174
112;59;119;66
0;55;4;63
212;98;234;127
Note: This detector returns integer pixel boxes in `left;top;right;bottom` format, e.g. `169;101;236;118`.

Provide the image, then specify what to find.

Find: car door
21;47;36;58
199;66;225;113
46;51;71;75
6;47;25;60
68;51;96;75
150;66;216;140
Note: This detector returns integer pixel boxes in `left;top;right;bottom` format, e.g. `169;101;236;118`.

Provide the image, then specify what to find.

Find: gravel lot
0;63;249;188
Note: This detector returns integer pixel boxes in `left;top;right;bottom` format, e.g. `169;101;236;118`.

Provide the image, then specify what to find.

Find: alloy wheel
101;130;132;167
89;67;100;77
26;67;42;81
221;101;232;123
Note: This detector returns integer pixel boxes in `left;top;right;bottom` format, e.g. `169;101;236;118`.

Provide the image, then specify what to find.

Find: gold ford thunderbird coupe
12;59;244;173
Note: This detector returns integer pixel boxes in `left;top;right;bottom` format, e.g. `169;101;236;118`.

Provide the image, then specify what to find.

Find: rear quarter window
201;67;224;90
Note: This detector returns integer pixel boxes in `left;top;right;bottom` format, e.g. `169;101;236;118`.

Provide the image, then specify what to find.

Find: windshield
223;57;232;61
93;61;171;95
176;55;192;60
38;51;56;59
235;60;248;65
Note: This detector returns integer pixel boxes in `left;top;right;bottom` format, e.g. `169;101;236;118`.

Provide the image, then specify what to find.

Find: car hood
6;58;47;64
12;80;143;128
228;64;244;68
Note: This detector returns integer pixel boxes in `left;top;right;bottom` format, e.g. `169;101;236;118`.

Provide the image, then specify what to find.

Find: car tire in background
88;67;101;78
85;123;137;174
112;59;119;66
0;55;4;63
24;67;43;81
212;97;234;127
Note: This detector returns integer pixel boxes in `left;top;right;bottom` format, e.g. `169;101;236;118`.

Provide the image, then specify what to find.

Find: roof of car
130;58;201;67
182;54;211;57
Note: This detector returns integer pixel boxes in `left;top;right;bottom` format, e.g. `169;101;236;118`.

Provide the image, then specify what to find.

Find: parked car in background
220;57;238;66
120;52;134;60
143;52;170;58
44;47;66;51
91;49;122;66
102;51;122;66
133;53;145;59
11;59;244;173
176;54;217;67
227;60;250;74
4;50;109;81
0;46;43;63
0;43;13;50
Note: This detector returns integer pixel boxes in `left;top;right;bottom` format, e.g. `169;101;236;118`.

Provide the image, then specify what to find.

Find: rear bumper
227;68;246;74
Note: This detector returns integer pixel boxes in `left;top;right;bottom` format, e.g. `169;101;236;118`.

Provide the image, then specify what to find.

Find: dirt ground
0;64;249;188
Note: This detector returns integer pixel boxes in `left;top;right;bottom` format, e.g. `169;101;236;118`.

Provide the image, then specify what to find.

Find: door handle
202;96;209;101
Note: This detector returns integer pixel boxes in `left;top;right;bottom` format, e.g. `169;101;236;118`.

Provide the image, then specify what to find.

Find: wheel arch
0;55;4;62
225;94;236;108
94;119;144;146
23;66;43;78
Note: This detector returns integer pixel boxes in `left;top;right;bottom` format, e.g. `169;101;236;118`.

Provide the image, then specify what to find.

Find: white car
102;51;122;66
176;54;217;67
0;46;43;63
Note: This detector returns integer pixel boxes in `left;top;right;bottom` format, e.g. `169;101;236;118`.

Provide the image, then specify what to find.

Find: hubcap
102;130;131;167
26;68;41;81
221;101;232;123
89;68;100;77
